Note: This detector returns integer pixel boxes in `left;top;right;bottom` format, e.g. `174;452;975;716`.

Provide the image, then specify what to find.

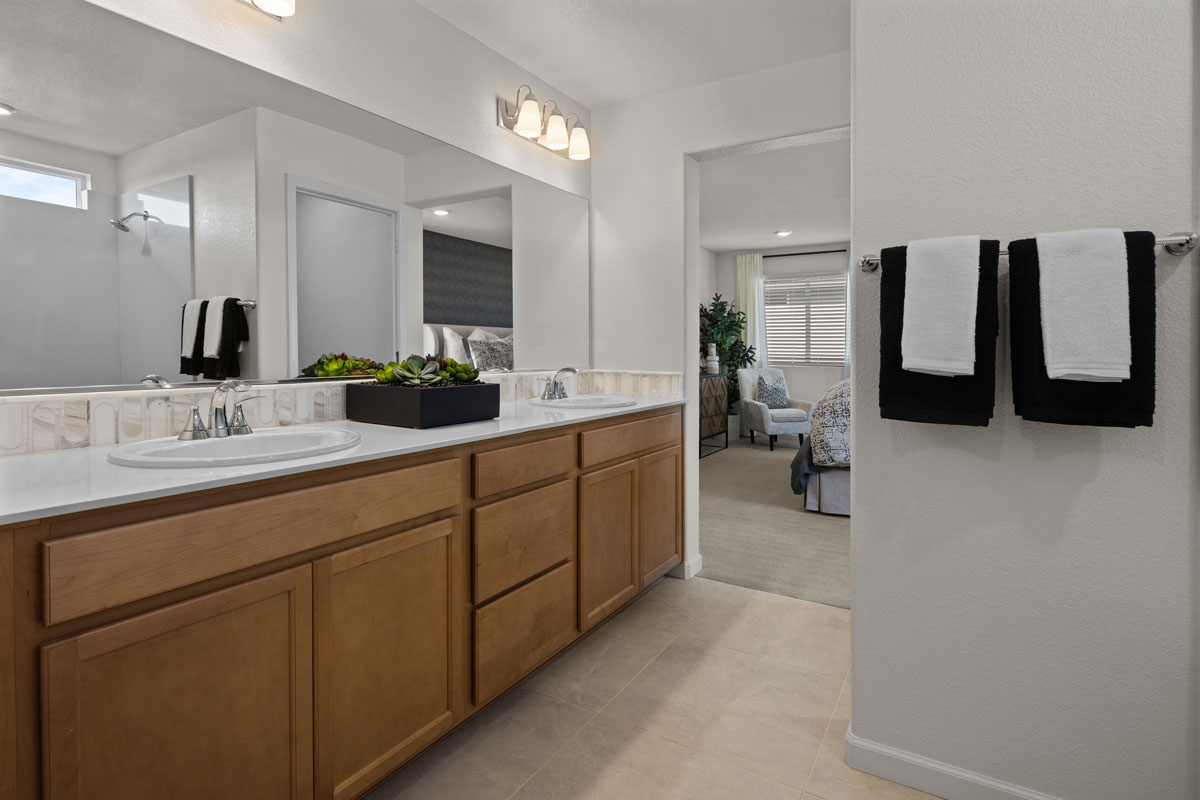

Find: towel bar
237;300;257;309
857;231;1196;273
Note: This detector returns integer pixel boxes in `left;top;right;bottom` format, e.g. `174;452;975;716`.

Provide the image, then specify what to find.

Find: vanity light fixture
0;102;16;116
239;0;295;19
431;209;451;216
499;86;590;160
775;230;793;237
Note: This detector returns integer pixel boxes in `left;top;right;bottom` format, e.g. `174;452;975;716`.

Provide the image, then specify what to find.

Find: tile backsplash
0;370;682;457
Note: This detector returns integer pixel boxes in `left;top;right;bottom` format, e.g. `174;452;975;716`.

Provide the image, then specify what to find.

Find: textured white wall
592;51;851;576
0;130;118;194
850;3;1196;799
82;0;590;198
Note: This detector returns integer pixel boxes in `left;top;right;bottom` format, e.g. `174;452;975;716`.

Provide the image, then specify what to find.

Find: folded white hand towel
901;235;981;376
180;299;206;357
1036;228;1130;381
202;296;232;359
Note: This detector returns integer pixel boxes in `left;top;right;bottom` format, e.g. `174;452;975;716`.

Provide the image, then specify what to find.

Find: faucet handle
227;395;262;436
158;399;209;440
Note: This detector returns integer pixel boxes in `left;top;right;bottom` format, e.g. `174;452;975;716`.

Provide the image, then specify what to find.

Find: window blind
764;272;847;367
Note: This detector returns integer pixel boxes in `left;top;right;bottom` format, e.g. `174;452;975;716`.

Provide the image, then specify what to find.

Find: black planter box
346;382;500;429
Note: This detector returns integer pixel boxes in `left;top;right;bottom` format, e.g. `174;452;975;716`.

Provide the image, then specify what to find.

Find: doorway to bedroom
693;130;852;610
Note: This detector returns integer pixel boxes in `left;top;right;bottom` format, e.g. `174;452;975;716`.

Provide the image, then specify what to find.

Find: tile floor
367;575;940;800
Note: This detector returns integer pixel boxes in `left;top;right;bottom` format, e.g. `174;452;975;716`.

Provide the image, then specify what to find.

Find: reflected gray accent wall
423;230;513;328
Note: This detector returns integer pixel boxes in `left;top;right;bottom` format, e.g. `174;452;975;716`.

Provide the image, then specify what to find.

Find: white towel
180;299;205;357
202;296;232;359
901;235;981;376
1036;228;1130;381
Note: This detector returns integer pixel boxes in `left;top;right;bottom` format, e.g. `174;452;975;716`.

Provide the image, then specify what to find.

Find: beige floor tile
759;600;851;679
367;687;593;800
806;685;942;800
510;715;689;800
680;590;794;655
658;751;802;800
695;656;842;788
523;614;677;711
599;635;754;746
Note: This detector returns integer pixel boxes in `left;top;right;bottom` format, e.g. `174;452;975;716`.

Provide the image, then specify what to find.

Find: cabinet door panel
578;460;639;631
41;566;313;800
315;519;462;800
639;446;682;588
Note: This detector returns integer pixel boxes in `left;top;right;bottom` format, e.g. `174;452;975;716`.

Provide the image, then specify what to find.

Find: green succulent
436;357;479;384
302;352;383;378
375;354;444;386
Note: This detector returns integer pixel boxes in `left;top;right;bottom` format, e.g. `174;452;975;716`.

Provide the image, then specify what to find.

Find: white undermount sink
528;394;638;410
107;426;362;469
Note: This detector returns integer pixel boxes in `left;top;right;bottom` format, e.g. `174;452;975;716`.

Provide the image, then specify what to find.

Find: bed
791;379;851;516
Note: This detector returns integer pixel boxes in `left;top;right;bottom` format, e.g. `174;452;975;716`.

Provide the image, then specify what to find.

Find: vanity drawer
473;434;574;499
578;411;681;469
43;459;462;626
474;561;576;705
473;480;574;604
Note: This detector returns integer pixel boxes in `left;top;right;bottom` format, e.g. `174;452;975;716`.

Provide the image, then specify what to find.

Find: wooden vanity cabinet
314;518;465;800
638;445;683;587
40;565;314;800
579;459;640;631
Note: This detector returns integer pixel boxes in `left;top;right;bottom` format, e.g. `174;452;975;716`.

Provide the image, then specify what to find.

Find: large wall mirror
0;0;590;393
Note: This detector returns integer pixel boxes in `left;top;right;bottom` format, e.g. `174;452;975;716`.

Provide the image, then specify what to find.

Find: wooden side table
699;373;728;457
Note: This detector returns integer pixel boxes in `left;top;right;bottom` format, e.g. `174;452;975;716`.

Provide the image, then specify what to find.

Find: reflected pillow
422;325;439;358
467;336;513;371
442;327;469;363
468;327;501;342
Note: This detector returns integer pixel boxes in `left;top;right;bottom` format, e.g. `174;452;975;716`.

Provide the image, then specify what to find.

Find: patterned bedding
810;379;851;467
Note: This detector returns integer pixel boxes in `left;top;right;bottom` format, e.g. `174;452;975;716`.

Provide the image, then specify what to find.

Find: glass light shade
514;98;542;138
568;125;591;160
544;112;569;150
252;0;295;16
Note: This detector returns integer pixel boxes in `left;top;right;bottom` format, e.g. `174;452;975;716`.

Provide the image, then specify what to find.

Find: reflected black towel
878;240;1000;426
1009;231;1155;427
201;299;250;380
180;299;208;376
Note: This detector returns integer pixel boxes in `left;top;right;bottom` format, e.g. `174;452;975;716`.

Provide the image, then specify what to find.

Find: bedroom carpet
699;435;851;609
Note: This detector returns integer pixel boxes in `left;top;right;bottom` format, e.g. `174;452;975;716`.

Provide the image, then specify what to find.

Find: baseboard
845;726;1066;800
669;554;702;579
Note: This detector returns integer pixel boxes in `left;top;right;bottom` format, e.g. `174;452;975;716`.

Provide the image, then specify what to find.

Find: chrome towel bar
858;231;1196;273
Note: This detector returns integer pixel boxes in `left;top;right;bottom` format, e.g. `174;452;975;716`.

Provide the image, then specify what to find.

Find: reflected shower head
110;211;150;232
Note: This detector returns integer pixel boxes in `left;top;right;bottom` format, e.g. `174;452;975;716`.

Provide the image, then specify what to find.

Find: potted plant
700;294;757;431
346;355;500;429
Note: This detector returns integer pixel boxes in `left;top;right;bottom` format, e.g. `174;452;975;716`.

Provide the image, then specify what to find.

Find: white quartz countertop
0;396;684;526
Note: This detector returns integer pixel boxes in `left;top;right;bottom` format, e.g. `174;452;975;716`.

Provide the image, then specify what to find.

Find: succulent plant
302;353;383;378
374;355;443;386
436;357;479;384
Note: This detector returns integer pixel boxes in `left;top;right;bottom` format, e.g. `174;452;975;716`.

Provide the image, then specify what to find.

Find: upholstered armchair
737;368;812;451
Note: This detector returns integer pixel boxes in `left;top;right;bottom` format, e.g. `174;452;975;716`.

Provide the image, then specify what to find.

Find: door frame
286;175;407;376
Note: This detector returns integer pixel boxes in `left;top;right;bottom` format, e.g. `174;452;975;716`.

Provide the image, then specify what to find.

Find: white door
292;185;400;372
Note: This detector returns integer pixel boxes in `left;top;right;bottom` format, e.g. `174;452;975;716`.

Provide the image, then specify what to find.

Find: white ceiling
414;0;851;108
423;194;513;249
0;0;441;157
699;136;850;253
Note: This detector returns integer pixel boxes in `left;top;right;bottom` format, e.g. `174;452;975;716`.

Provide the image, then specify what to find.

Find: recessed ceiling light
775;230;792;237
431;209;451;217
0;103;17;116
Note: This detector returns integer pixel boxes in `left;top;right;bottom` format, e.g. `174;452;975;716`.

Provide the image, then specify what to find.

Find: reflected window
0;156;87;209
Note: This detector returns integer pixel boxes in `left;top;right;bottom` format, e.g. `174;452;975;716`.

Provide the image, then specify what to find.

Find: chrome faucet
141;373;173;388
540;367;579;401
210;380;251;437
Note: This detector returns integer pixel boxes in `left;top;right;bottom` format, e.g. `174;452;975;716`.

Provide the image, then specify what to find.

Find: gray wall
423;230;513;328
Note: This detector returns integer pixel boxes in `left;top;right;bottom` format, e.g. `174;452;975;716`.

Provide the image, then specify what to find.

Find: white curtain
736;252;767;368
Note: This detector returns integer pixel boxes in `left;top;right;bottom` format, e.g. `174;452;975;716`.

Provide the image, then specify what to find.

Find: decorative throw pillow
442;327;469;363
810;379;852;467
756;375;788;409
467;336;513;371
468;327;501;342
422;325;440;358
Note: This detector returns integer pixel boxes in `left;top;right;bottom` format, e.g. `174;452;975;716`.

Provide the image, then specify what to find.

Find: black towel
201;298;250;380
1009;231;1155;427
878;240;1000;426
180;299;208;376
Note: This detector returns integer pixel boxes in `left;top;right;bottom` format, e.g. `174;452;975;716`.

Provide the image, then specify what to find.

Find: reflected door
293;185;400;371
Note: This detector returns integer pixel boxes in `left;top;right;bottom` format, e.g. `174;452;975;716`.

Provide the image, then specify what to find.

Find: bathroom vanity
0;401;683;799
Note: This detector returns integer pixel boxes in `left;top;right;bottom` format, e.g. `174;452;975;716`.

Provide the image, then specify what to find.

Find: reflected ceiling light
498;86;589;161
251;0;295;16
775;230;793;237
0;102;16;116
431;209;451;216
